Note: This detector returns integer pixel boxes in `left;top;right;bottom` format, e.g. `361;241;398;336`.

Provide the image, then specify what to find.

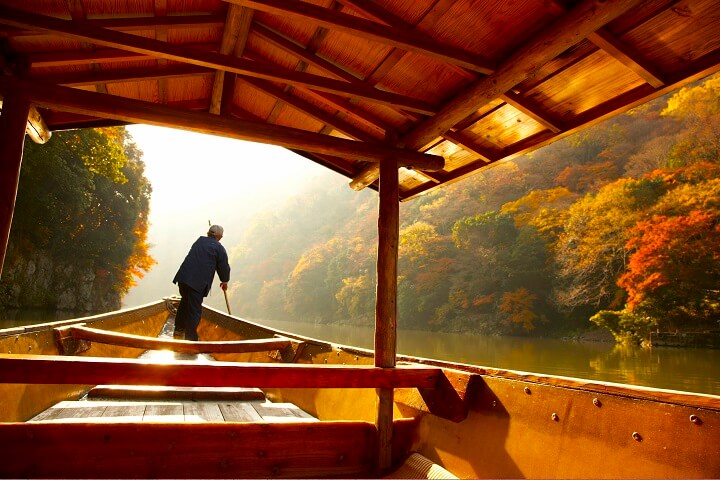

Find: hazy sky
121;124;334;310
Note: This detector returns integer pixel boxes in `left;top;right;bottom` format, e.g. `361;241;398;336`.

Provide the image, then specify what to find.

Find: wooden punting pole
0;95;30;277
374;157;399;473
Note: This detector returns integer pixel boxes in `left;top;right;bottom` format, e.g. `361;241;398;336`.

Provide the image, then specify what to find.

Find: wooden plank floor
29;399;317;423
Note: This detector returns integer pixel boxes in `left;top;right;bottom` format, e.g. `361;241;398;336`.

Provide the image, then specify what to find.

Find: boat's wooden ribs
0;354;441;389
54;323;296;355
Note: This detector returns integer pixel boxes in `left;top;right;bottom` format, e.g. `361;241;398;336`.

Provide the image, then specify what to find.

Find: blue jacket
173;236;231;297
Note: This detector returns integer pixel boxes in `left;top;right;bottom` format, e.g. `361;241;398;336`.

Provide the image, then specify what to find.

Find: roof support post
374;156;398;473
0;94;31;277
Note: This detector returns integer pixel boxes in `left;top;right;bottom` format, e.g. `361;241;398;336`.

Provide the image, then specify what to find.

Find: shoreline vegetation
229;73;720;346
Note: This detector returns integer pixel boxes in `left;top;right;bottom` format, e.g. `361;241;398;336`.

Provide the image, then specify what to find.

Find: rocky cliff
0;243;121;313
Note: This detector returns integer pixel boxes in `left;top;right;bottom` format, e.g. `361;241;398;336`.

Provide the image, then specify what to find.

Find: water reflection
257;319;720;396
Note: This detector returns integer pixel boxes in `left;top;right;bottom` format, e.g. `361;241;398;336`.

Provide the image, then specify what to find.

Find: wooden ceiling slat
0;75;443;170
400;0;646;151
0;5;436;116
336;0;476;82
2;1;718;197
351;0;647;191
228;0;494;74
587;30;665;88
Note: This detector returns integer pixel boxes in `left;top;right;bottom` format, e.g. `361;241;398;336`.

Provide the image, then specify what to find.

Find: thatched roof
1;0;719;200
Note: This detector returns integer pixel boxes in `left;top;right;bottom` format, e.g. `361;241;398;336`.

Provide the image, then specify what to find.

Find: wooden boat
2;0;720;477
0;299;718;478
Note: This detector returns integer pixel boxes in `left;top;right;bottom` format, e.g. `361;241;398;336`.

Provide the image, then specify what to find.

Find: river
258;318;720;397
3;309;719;396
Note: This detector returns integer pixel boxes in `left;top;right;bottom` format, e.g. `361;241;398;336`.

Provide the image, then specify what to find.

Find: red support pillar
0;95;31;277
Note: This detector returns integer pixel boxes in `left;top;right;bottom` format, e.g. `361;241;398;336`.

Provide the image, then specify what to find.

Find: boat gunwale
2;301;719;411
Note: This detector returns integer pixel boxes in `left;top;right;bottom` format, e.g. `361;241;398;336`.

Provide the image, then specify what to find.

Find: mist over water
121;125;333;309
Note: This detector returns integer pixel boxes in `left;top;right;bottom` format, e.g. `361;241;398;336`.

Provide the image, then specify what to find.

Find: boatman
172;224;231;340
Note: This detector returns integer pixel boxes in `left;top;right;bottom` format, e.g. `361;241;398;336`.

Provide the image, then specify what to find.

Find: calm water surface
3;310;719;396
258;318;720;397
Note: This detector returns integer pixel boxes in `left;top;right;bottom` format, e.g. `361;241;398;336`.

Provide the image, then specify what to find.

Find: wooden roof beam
209;5;253;115
0;5;437;116
226;0;495;74
349;0;644;190
250;25;397;135
501;92;563;133
253;22;362;84
25;103;51;143
27;64;211;87
299;89;391;137
587;29;665;88
0;100;52;144
0;75;444;170
401;0;645;151
441;130;495;163
24;48;150;68
238;76;380;143
0;14;225;36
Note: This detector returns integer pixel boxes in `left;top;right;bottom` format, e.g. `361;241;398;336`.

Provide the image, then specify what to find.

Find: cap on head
208;224;224;237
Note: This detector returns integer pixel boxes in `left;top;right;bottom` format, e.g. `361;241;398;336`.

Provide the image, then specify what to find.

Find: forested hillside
229;74;720;344
0;127;154;312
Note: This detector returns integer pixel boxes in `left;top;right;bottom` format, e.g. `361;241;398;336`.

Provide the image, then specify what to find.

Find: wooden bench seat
30;399;317;423
0;354;441;389
88;385;267;401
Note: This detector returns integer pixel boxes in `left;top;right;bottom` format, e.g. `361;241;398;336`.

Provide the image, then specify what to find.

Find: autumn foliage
228;73;720;343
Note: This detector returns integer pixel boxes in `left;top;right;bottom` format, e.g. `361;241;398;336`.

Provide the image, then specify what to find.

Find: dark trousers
175;283;203;341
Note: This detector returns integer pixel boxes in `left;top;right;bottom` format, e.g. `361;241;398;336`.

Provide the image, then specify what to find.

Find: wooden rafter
0;14;225;36
501;92;563;133
253;22;361;84
0;75;444;170
263;10;333;126
0;5;436;115
27;64;211;87
587;30;665;88
154;0;168;105
228;0;494;74
350;0;646;190
239;76;380;142
24;48;150;68
441;130;495;163
209;5;253;115
252;22;396;137
400;0;645;150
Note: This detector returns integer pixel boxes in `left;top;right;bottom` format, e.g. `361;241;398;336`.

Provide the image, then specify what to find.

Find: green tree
5;127;154;307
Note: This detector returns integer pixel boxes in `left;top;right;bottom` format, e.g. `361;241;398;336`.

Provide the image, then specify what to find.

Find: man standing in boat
172;224;231;340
